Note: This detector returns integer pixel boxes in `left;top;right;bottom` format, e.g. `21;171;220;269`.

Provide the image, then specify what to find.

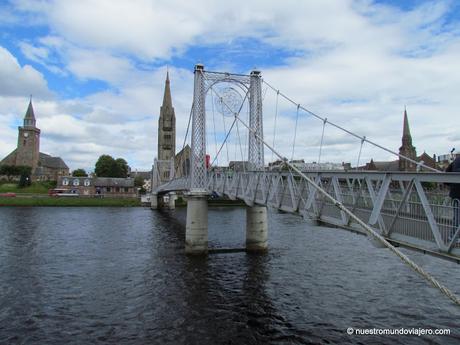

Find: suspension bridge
150;65;460;304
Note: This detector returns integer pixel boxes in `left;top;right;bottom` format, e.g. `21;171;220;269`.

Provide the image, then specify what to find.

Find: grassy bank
0;181;56;194
0;196;141;207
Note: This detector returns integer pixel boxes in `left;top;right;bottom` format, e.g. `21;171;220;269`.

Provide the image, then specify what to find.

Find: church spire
402;107;412;146
162;70;172;108
24;98;36;127
399;107;417;171
157;70;176;163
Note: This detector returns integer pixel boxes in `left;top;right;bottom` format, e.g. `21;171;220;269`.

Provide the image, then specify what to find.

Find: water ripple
0;207;458;344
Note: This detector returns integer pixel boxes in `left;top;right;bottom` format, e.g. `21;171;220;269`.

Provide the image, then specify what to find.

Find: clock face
23;132;29;138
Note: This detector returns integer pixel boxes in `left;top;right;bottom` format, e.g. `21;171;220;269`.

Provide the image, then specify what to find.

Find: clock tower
16;99;41;170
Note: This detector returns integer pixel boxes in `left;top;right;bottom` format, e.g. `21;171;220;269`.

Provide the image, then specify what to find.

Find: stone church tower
1;99;69;180
398;108;417;171
158;71;176;160
157;72;176;180
16;99;41;170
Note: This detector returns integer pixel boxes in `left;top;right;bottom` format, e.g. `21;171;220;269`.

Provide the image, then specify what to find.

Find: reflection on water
0;206;459;344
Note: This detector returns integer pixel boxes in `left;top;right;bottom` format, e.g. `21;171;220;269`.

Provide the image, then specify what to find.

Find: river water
0;206;459;344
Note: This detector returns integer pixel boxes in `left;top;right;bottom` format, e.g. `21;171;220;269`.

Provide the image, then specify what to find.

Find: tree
134;175;146;194
17;166;32;188
95;155;129;178
1;165;31;181
95;155;115;177
72;168;88;177
115;158;129;178
134;175;144;187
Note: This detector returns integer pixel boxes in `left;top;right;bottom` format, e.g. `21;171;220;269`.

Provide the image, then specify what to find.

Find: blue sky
1;0;460;171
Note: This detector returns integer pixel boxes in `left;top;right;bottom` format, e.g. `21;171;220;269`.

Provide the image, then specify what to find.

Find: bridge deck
153;171;460;262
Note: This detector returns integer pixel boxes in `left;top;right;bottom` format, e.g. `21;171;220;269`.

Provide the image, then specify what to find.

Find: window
63;178;69;186
106;187;111;192
124;187;129;192
84;179;91;186
115;187;120;192
163;171;169;179
73;179;80;186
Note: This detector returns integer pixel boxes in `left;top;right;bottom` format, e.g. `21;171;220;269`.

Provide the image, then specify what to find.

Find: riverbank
1;195;244;207
0;196;141;207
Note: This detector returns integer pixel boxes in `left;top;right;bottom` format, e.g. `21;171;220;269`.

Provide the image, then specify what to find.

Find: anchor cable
212;85;460;306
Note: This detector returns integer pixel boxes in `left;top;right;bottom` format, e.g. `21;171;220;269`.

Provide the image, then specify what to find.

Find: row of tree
95;155;129;178
2;155;133;187
70;155;130;178
72;155;145;191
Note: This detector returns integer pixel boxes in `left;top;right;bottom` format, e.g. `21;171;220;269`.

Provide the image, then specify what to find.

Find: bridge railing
207;170;460;258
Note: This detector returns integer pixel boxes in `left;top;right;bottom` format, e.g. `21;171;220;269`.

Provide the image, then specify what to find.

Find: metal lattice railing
205;170;460;259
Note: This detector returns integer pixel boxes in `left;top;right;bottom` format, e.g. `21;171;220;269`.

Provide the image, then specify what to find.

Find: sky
0;0;459;172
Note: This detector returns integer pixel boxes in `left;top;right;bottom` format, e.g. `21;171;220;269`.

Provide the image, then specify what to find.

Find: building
363;108;436;172
398;108;417;171
0;100;69;180
364;159;399;172
174;145;191;178
268;159;345;171
132;170;152;192
229;161;250;172
154;72;192;183
157;72;176;182
57;176;136;197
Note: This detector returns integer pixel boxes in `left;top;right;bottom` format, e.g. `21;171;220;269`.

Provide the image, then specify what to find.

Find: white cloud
18;41;49;62
1;0;460;171
0;46;51;97
66;49;138;85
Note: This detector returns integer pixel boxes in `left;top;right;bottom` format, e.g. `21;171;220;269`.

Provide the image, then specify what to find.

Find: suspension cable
210;89;219;166
356;136;366;170
262;85;269;101
209;117;237;169
220;100;230;163
239;110;459;306
262;80;441;172
235;120;246;172
291;104;300;161
271;90;280;163
212;86;460;306
175;101;194;177
318;118;327;164
206;86;249;169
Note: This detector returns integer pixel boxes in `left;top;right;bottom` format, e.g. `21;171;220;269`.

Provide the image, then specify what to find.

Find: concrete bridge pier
246;206;268;252
185;192;208;255
150;193;158;210
168;192;177;209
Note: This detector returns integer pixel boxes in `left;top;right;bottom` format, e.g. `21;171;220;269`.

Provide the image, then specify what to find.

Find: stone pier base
150;193;158;210
246;206;268;252
185;192;208;255
168;192;176;209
